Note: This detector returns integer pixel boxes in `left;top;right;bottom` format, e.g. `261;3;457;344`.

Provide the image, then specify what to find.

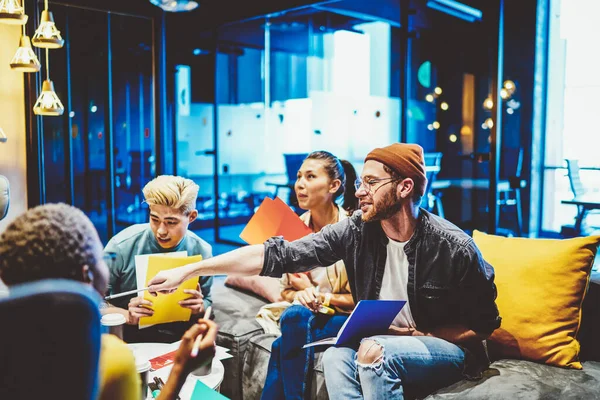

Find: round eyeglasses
354;177;400;193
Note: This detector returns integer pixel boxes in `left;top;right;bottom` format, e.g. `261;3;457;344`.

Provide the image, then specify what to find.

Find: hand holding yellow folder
140;255;202;327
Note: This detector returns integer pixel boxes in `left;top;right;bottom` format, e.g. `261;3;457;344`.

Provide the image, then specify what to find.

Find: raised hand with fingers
294;286;321;312
288;273;314;291
147;267;190;296
127;296;154;325
179;283;205;315
157;319;219;400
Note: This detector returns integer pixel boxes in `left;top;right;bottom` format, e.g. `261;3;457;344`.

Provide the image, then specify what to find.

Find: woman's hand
173;319;218;374
294;287;321;312
127;297;154;325
158;319;218;399
288;273;313;291
179;284;205;315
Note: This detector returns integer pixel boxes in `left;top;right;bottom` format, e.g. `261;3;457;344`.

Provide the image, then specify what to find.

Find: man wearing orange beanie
146;143;501;400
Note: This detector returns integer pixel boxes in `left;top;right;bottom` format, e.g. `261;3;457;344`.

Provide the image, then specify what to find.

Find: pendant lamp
33;49;64;116
10;35;40;71
10;1;40;72
0;127;7;143
0;0;28;25
32;0;63;49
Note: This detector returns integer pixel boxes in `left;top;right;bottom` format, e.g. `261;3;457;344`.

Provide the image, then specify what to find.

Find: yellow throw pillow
473;231;600;369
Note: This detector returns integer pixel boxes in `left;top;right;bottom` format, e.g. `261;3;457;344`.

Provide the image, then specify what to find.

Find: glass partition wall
26;1;156;243
175;5;406;245
174;0;509;245
405;2;519;235
28;0;509;247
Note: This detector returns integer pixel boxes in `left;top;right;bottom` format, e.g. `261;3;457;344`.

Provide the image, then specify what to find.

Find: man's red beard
361;186;403;222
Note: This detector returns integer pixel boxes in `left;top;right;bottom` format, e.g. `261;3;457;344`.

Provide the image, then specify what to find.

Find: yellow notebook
139;255;202;328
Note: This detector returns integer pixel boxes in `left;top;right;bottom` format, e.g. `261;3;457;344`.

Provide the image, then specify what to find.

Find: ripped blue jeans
322;335;465;400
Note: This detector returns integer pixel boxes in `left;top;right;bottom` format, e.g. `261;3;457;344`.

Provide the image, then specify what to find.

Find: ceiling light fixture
32;0;64;49
33;49;64;116
0;0;27;25
11;36;41;72
10;0;40;72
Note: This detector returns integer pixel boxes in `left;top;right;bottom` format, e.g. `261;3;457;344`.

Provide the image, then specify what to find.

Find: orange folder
240;197;312;245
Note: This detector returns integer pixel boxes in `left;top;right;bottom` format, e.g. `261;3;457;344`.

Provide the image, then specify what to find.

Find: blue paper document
303;300;406;348
190;380;229;399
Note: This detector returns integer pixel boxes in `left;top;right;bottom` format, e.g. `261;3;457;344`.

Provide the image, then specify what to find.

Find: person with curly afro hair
0;203;218;400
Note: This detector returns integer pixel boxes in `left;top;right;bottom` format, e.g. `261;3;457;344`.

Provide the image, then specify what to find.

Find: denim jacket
261;209;501;378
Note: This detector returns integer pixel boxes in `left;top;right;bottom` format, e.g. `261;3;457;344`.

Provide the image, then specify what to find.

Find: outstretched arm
149;217;354;294
149;244;265;294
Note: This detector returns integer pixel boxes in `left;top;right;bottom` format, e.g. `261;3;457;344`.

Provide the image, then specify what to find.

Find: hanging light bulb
10;1;40;72
10;35;41;72
34;79;64;115
0;127;7;143
0;0;28;25
32;0;64;49
34;49;64;116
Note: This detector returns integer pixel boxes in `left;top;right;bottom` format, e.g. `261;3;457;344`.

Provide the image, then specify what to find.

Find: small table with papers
128;342;231;399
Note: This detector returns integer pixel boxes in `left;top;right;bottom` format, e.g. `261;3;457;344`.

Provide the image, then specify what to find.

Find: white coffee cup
101;313;126;340
191;360;213;376
135;358;151;399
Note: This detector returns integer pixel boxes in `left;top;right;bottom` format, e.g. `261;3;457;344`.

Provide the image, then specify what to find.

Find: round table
128;342;224;399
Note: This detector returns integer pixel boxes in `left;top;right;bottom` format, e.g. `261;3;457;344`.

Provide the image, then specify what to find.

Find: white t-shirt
378;238;416;328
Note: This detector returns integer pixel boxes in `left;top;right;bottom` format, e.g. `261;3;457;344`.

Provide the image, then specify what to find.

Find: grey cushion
212;276;268;400
426;360;600;400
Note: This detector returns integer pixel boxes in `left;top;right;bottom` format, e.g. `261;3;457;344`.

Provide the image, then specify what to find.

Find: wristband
323;293;332;307
318;305;335;315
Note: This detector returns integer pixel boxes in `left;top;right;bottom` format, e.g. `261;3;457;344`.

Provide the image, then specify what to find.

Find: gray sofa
212;275;600;400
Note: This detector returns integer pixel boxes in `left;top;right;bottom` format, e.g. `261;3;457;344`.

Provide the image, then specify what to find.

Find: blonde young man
104;175;213;343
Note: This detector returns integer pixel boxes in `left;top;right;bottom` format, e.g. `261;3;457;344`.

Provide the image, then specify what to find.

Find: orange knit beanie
364;143;427;197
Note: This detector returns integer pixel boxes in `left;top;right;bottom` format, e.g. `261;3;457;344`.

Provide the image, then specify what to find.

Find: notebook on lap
303;300;406;348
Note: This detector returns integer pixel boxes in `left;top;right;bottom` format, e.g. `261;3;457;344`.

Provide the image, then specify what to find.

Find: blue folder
303;300;406;348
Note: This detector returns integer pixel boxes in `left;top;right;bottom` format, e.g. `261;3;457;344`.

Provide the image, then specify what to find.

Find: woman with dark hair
261;151;357;400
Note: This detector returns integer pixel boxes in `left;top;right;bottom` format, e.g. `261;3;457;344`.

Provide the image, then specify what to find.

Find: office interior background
1;0;599;252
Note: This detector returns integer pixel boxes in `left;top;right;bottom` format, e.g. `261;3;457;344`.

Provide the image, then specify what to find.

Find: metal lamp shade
0;0;28;25
32;11;64;49
33;80;64;116
10;35;41;72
